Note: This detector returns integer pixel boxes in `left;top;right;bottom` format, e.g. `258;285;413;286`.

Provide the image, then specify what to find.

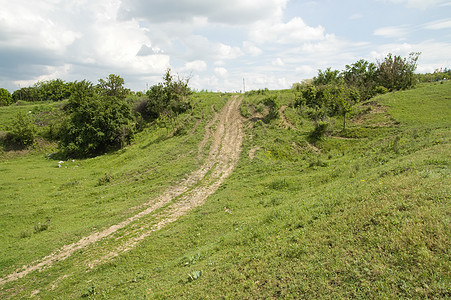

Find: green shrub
6;112;37;147
59;94;135;158
263;95;280;123
309;121;329;141
0;88;13;106
374;85;389;95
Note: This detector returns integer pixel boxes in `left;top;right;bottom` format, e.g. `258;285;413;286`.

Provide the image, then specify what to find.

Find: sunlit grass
0;84;449;298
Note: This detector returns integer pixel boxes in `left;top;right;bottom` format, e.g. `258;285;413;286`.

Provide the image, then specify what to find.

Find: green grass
378;82;451;127
0;101;63;131
0;84;450;298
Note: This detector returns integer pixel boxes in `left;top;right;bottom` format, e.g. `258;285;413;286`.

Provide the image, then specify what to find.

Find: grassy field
0;83;450;298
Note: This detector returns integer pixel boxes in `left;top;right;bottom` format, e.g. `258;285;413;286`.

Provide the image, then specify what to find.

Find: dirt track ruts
0;96;244;286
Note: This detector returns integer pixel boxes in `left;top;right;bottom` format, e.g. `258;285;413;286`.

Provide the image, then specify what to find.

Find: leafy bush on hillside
0;88;13;106
59;76;135;158
263;95;280;123
5;112;37;147
145;69;192;122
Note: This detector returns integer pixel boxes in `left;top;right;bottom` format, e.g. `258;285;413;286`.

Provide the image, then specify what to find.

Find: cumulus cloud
0;0;449;92
181;60;208;72
214;67;228;78
243;41;263;56
0;0;171;89
272;58;285;67
369;41;451;71
250;17;325;44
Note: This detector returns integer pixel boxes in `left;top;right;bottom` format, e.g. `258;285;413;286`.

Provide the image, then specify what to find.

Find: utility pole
243;78;246;94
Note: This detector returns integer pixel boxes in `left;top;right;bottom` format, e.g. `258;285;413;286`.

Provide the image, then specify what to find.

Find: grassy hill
0;82;449;298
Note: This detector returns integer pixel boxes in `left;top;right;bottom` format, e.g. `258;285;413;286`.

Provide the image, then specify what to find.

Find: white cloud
243;41;263;56
374;26;409;38
369;41;451;71
0;2;81;52
250;17;325;44
13;64;72;88
181;60;208;72
214;67;228;78
272;58;285;67
0;0;449;93
295;65;315;75
424;18;451;29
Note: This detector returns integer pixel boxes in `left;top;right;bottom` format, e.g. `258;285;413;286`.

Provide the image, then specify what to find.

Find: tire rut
0;96;244;286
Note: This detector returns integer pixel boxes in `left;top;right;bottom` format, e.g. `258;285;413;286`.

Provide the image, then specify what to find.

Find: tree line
292;52;424;133
1;70;192;158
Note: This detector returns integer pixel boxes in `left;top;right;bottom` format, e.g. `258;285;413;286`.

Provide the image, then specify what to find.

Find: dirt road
0;96;244;286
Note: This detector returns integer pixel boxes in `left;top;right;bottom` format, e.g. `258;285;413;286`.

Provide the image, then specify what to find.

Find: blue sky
0;0;450;92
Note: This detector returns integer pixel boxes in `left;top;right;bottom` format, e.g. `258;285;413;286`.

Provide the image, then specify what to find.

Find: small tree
0;88;13;106
313;68;341;86
145;69;192;122
377;52;421;91
343;59;378;100
66;80;96;111
97;74;129;100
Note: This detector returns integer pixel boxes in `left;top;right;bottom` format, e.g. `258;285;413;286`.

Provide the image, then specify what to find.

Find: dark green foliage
145;69;192;122
309;121;329;141
36;79;71;102
6;112;37;147
377;52;420;91
12;86;41;102
417;68;451;82
59;76;135;157
59;94;135;157
263;95;280;123
12;79;71;102
97;74;130;100
313;67;341;86
245;88;269;96
66;80;96;111
0;88;13;106
343;59;378;100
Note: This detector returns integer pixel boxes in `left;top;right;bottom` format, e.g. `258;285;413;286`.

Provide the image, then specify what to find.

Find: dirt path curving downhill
0;96;244;286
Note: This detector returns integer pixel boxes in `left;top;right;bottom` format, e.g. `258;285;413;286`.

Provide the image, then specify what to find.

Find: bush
0;88;13;106
309;121;329;141
263;95;280;123
373;85;389;95
377;52;420;91
145;69;192;122
59;94;135;158
6;113;37;147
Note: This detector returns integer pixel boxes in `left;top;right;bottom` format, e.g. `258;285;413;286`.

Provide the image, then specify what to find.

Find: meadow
0;82;449;298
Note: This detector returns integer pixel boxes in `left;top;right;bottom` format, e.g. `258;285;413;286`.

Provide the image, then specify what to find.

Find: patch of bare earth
0;96;244;286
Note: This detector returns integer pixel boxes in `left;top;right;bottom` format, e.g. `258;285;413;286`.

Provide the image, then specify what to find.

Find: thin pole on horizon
243;78;245;94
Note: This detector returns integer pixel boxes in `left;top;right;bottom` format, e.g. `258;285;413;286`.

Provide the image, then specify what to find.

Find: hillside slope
0;83;450;298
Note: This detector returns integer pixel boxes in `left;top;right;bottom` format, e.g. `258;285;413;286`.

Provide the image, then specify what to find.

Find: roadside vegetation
0;55;449;298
